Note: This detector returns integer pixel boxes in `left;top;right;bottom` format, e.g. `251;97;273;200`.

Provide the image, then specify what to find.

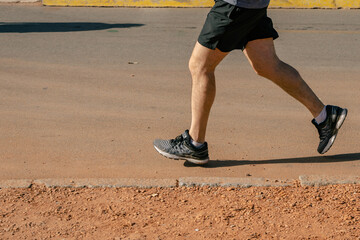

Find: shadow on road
0;22;144;33
184;152;360;168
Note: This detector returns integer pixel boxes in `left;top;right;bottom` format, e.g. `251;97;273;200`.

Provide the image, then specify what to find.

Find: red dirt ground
1;183;359;239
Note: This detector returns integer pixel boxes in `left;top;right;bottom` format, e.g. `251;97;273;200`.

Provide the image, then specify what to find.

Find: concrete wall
1;0;359;8
39;0;360;8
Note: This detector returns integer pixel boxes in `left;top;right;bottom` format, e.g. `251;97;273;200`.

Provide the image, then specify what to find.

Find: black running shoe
312;105;348;154
153;130;209;165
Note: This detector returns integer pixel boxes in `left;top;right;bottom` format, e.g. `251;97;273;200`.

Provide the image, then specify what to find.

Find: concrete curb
1;175;360;189
39;0;360;8
0;179;33;189
33;178;177;188
299;175;360;187
178;177;291;187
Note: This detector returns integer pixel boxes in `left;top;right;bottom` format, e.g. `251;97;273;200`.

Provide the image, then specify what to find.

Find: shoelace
170;134;184;146
318;124;332;141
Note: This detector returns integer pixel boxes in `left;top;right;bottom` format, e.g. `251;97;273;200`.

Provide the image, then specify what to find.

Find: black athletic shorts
198;0;279;52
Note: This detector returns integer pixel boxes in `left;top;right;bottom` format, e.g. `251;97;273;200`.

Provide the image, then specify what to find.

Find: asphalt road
1;4;359;180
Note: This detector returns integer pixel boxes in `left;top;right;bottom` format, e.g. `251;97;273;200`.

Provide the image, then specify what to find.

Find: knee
252;57;281;78
189;56;214;78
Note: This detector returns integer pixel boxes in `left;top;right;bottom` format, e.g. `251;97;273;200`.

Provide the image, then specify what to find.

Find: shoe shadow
183;152;360;168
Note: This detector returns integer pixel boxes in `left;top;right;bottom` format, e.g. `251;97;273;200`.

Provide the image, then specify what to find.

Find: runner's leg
188;42;229;142
244;38;324;117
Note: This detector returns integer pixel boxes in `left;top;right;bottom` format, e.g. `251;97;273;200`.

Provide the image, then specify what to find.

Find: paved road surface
1;4;359;180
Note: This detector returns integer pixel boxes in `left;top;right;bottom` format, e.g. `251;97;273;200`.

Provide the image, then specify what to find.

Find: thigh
190;41;229;71
243;38;279;69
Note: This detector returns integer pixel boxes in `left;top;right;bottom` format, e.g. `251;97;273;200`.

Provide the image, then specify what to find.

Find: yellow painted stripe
335;0;360;8
42;0;360;8
42;0;213;7
270;0;335;8
270;0;360;8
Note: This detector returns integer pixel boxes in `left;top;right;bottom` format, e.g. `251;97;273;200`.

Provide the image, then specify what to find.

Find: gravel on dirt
0;182;359;239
